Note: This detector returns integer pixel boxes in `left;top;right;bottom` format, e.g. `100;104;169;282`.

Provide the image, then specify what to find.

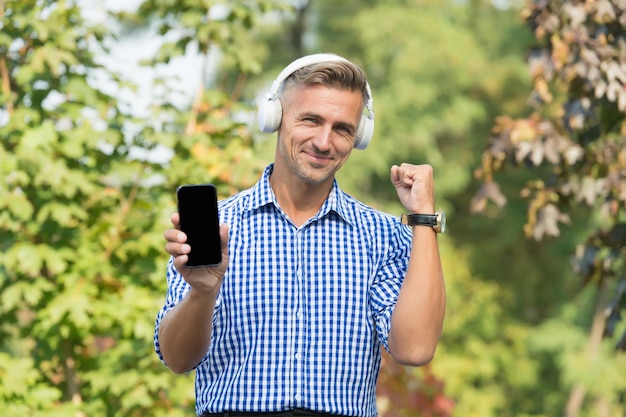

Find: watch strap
400;213;437;227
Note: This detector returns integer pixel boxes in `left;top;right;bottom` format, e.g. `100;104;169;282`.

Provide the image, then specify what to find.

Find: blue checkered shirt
154;164;412;416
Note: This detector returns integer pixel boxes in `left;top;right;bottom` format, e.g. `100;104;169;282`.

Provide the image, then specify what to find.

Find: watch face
436;209;446;233
440;211;446;233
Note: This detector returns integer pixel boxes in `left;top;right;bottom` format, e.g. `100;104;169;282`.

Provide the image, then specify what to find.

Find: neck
269;167;333;227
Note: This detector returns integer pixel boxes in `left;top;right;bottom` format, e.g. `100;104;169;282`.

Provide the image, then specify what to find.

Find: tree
0;1;174;414
0;0;277;415
472;1;626;416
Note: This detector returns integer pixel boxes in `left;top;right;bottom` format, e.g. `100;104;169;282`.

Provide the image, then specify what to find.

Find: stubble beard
279;142;335;186
293;159;334;185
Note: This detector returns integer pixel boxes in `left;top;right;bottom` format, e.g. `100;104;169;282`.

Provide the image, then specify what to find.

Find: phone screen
176;184;222;267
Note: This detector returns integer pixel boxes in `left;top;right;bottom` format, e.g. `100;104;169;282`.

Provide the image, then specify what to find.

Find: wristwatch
401;209;446;233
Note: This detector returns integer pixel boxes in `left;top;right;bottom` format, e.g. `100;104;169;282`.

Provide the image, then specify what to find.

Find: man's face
275;83;363;186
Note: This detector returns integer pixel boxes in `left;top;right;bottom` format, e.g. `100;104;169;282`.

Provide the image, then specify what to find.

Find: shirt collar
246;163;355;227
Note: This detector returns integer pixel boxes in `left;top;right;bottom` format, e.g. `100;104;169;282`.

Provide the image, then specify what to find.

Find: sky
80;0;205;117
78;0;211;163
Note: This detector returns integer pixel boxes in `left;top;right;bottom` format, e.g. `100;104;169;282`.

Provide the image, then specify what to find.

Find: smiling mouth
304;149;332;160
305;154;333;167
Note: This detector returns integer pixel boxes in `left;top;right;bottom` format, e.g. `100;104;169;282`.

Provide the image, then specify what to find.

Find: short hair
279;59;370;106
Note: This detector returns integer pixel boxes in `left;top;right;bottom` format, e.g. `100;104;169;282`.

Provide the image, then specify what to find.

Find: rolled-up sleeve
369;222;411;352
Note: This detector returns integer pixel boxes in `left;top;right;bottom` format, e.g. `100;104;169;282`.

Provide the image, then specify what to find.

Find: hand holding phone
176;184;222;267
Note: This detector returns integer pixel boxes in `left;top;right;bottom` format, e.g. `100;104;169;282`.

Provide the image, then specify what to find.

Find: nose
311;125;333;152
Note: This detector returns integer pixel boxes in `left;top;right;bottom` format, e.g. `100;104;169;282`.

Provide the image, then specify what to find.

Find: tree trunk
564;279;609;417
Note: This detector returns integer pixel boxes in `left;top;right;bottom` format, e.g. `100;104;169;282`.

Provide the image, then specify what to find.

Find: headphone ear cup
354;115;374;150
258;97;283;133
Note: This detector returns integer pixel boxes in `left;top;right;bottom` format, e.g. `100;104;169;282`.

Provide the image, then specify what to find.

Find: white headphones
257;53;375;150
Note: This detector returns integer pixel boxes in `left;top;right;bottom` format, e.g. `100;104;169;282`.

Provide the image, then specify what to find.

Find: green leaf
18;121;58;153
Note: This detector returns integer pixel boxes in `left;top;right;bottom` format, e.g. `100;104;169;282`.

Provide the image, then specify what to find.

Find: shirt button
295;353;301;360
295;394;301;401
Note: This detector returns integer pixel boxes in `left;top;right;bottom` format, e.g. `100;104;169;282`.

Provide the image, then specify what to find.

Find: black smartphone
176;184;222;267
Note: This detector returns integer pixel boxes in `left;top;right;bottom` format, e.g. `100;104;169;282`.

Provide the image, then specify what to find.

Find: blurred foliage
0;0;178;414
2;0;626;416
0;0;278;415
472;0;626;416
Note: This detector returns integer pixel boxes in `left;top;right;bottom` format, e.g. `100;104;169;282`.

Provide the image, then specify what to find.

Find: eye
300;116;320;126
335;124;354;137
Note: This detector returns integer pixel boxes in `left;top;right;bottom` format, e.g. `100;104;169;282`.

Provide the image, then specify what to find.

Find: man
155;53;446;417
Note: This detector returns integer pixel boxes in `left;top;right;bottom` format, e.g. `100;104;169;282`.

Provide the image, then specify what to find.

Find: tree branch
0;54;14;115
564;279;610;417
